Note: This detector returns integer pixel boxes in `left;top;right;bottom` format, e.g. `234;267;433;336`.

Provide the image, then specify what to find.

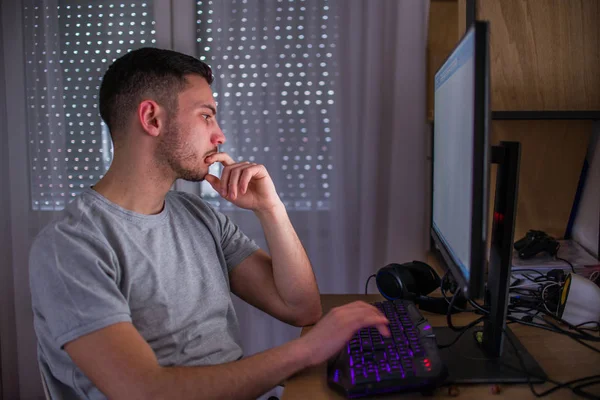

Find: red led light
494;212;505;224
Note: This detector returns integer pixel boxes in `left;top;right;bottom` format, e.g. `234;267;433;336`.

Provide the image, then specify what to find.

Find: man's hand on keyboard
297;301;390;367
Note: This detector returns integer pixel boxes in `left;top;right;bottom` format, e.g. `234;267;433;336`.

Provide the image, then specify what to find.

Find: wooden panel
477;0;600;111
458;0;467;37
427;0;459;120
488;121;592;243
429;1;459;50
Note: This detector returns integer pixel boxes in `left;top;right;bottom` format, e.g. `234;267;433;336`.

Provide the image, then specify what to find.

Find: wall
427;0;459;120
572;122;600;258
0;0;20;397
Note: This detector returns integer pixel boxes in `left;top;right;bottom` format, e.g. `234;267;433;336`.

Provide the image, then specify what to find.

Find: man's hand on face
204;152;282;213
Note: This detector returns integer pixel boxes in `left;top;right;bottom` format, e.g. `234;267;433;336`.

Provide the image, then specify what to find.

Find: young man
29;48;389;400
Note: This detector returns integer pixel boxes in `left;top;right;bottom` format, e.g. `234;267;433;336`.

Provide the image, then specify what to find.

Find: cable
541;282;560;315
439;270;470;313
539;309;600;342
527;317;600;355
511;269;547;277
507;316;563;334
444;293;486;332
438;275;487;348
364;274;376;295
505;311;600;356
573;379;600;399
534;307;600;341
510;282;553;289
516;273;549;285
503;326;600;399
575;321;600;330
555;256;576;273
509;304;600;342
437;316;485;349
468;298;488;314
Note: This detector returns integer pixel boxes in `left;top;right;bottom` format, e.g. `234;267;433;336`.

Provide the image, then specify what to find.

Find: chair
40;368;52;400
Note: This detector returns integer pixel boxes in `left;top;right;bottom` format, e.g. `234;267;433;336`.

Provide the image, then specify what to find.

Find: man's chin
176;169;208;183
180;174;207;183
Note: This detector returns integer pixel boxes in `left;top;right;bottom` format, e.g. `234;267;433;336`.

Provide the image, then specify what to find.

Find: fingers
375;322;391;337
204;152;268;200
359;306;390;337
225;162;254;199
333;301;390;337
238;165;257;195
205;152;236;166
209;162;260;199
204;173;221;191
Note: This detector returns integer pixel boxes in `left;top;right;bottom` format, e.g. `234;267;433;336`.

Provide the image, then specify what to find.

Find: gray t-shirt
29;188;259;400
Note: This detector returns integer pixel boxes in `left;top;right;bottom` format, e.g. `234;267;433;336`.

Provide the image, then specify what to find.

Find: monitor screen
432;22;489;298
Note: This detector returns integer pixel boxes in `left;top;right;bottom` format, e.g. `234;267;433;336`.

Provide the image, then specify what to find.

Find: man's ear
138;100;165;137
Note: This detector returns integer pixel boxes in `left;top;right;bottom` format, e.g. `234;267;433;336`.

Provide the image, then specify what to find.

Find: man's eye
202;114;210;121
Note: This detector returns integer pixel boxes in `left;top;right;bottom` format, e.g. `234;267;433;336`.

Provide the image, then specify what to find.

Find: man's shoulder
30;191;109;256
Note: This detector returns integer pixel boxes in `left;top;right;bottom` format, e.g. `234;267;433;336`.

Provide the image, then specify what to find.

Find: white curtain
0;0;429;398
211;0;430;365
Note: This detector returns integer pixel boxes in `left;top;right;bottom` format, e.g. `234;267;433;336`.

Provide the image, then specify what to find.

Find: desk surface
281;294;600;400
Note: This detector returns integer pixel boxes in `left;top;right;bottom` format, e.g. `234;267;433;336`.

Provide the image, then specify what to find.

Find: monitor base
434;326;546;384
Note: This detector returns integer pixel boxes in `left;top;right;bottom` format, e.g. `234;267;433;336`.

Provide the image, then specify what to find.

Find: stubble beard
157;117;207;182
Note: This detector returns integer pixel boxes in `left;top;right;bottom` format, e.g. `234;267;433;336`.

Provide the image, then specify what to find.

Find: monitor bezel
431;21;490;299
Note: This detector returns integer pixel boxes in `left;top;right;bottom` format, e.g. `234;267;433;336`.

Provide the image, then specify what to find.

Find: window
24;0;338;211
196;0;338;210
25;1;156;210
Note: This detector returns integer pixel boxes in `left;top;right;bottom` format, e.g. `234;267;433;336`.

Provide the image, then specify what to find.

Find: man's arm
229;204;321;326
65;302;390;400
205;154;321;326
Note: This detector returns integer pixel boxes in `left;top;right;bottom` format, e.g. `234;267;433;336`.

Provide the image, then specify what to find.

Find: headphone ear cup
375;263;416;300
404;261;441;296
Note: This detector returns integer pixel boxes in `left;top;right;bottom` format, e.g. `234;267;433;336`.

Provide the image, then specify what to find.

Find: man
29;47;389;400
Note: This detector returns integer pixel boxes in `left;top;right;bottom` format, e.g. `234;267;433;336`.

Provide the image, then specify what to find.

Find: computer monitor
431;21;547;383
431;21;489;300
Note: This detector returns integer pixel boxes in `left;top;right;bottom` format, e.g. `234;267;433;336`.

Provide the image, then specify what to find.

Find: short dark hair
99;47;213;139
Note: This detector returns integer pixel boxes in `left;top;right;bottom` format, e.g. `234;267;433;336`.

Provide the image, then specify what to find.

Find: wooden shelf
440;1;600;242
488;120;593;240
468;0;600;112
492;111;600;121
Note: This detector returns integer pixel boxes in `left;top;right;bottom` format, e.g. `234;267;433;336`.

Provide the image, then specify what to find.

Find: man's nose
212;124;226;145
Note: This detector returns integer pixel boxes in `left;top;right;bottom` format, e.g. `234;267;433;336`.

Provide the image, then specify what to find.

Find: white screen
432;29;476;280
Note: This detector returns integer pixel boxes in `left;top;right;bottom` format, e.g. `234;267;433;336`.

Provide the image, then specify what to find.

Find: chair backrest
40;368;52;400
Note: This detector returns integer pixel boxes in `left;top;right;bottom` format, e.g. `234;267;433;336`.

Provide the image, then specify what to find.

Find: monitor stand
434;142;547;384
434;326;545;383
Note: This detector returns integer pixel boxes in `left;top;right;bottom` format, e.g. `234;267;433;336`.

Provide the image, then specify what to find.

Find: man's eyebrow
195;103;217;115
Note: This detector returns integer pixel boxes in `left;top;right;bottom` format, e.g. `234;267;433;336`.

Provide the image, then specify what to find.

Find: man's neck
92;154;175;215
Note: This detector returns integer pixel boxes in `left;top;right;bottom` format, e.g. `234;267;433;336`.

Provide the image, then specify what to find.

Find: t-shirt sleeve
212;209;260;272
29;222;132;349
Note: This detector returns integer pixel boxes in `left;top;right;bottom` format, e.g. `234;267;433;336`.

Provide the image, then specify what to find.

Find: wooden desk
282;294;600;400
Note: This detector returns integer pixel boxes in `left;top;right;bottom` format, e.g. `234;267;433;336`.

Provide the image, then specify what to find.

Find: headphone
375;260;466;314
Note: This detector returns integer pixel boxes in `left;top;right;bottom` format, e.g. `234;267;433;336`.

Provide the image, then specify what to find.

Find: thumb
204;174;221;190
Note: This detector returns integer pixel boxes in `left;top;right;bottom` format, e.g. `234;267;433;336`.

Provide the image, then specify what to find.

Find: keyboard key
379;369;405;381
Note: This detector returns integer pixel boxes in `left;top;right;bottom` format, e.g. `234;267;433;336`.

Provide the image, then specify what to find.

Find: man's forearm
149;337;310;400
255;202;321;324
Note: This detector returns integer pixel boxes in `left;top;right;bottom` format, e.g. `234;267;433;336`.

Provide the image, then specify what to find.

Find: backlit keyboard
327;300;447;398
